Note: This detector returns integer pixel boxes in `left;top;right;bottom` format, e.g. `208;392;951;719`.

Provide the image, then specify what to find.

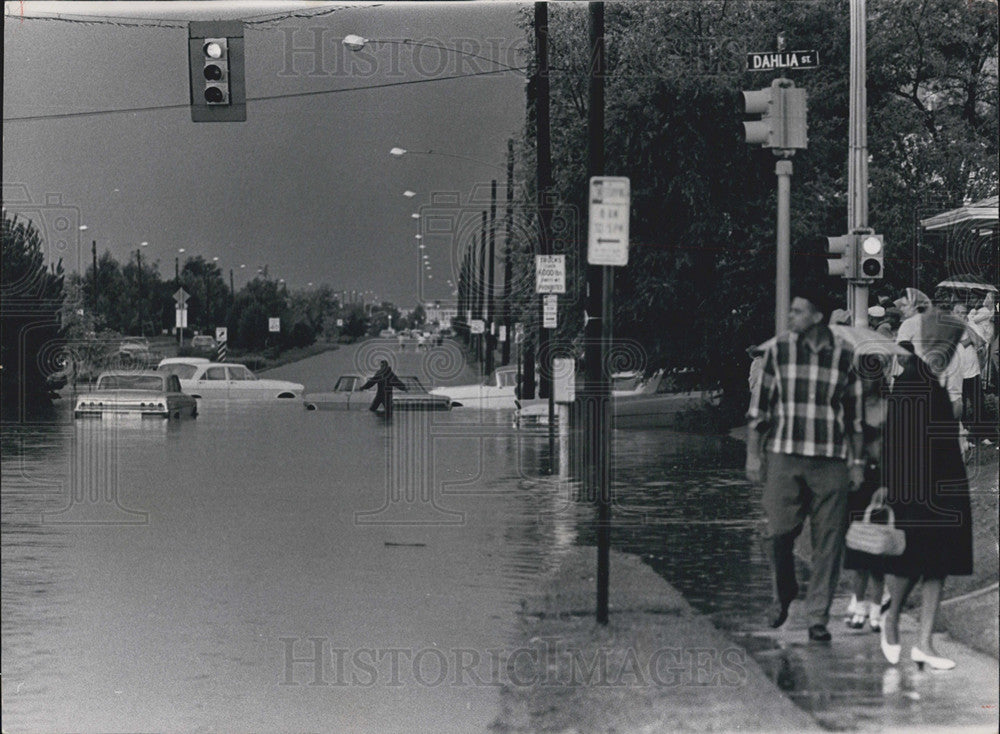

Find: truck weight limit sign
535;255;566;294
587;177;630;266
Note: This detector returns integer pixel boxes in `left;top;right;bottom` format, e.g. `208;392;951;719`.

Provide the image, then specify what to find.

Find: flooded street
2;343;994;731
2;345;576;732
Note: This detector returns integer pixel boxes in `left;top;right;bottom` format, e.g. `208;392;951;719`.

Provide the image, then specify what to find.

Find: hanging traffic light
189;21;246;122
826;235;856;278
742;78;808;151
857;234;884;279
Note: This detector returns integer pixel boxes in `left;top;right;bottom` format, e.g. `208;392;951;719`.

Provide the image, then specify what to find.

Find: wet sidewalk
737;586;999;731
491;546;999;733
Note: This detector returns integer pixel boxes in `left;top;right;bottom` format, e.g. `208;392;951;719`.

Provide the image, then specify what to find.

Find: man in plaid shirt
746;291;865;642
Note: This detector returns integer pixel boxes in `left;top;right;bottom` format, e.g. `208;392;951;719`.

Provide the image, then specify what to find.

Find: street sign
747;50;819;71
535;254;566;294
469;319;485;334
174;287;190;306
268;317;280;333
587;177;630;266
336;318;344;327
215;327;228;343
543;294;557;329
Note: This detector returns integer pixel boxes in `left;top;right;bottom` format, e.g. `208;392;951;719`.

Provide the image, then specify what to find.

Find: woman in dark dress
880;330;973;671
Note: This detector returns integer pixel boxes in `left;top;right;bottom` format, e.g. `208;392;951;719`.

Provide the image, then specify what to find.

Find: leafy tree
179;256;229;334
1;213;66;407
511;0;996;421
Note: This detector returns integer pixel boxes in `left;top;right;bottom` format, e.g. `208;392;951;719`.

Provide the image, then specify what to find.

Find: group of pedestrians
746;285;983;672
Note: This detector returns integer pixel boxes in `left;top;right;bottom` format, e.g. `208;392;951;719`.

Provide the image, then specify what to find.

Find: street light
391;146;506;173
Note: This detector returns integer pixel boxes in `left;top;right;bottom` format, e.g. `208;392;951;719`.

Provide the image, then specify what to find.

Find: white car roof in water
157;357;212;367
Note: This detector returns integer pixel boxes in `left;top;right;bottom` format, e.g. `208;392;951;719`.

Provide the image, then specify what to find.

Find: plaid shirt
748;329;864;459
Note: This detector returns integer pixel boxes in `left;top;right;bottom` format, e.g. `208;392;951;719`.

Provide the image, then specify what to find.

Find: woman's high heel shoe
911;646;955;671
880;615;900;664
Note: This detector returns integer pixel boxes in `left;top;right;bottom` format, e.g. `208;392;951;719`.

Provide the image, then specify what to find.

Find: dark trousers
762;452;849;627
370;389;393;418
962;375;994;440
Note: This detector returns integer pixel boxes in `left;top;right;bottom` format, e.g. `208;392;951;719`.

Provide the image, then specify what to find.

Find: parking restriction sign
543;294;557;329
587;177;630;266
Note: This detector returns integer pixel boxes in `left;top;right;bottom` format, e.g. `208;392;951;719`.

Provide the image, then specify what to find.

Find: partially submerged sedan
156;359;303;400
428;366;519;410
74;371;198;419
303;375;452;412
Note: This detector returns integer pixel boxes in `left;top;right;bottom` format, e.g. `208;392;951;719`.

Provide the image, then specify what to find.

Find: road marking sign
174;287;190;306
747;50;819;71
543;294;557;329
535;254;566;294
175;307;188;329
587;177;630;266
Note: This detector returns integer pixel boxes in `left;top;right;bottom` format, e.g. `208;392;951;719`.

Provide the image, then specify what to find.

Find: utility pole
847;0;870;325
486;179;497;376
585;1;611;626
91;240;98;312
502;138;514;366
478;211;488;373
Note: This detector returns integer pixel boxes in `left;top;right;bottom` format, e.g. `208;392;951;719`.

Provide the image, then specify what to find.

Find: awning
920;195;999;231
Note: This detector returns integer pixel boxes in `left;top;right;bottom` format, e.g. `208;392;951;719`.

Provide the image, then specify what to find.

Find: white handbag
846;492;906;556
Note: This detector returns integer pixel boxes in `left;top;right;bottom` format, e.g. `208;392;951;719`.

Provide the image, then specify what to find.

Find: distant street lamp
391;146;505;173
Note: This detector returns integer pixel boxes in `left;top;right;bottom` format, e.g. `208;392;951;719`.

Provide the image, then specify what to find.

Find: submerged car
518;369;719;429
303;375;452;412
429;366;520;410
155;359;303;400
74;371;198;419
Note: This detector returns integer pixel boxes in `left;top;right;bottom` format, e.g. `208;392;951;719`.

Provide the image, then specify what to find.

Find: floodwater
2;341;994;732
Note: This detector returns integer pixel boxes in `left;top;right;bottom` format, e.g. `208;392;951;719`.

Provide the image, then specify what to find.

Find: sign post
215;326;228;362
174;287;190;347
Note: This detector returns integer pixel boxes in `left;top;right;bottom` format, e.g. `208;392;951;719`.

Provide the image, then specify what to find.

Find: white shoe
880;616;901;665
845;595;866;628
911;646;955;671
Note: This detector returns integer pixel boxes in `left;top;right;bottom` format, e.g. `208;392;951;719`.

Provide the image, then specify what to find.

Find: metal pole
502;139;514;366
535;1;552;403
91;240;98;312
586;0;611;626
848;0;869;324
136;249;143;336
486;180;497;376
775;159;792;333
478;211;488;373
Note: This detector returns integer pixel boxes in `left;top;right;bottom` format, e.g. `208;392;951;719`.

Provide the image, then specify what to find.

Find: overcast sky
3;1;529;306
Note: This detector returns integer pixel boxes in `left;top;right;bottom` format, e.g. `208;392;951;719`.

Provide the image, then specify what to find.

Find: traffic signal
189;21;246;122
857;234;884;279
826;235;856;278
742;79;808;151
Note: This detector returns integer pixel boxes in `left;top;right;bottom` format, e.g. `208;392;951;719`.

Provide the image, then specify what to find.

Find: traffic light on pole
826;235;856;278
857;234;884;279
742;78;808;151
189;21;246;122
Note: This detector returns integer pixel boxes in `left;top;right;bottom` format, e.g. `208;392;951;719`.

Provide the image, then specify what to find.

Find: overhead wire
2;67;527;122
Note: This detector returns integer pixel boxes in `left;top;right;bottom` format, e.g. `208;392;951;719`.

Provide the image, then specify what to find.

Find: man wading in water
361;359;407;418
